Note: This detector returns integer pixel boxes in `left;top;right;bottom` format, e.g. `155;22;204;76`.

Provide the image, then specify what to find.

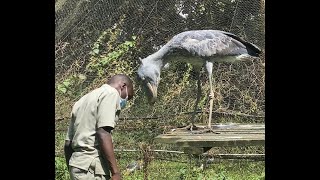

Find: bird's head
137;58;161;105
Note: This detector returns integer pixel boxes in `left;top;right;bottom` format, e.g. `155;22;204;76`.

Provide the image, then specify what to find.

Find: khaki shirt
65;84;121;175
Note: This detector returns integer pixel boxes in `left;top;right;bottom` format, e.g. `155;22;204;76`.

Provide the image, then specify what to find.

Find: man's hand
64;140;74;170
97;127;121;179
111;172;121;180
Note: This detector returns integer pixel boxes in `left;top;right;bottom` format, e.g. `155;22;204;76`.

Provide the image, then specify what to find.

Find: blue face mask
119;87;128;109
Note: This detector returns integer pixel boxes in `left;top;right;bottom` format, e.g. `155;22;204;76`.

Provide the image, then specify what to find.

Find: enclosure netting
55;0;265;124
55;1;265;177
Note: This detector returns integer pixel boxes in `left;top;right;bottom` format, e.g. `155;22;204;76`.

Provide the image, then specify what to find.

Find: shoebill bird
137;29;261;132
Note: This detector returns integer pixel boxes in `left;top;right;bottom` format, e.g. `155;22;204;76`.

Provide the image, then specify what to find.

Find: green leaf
101;57;109;65
197;174;204;180
124;41;131;46
62;80;70;87
78;74;86;80
93;48;99;54
57;85;67;94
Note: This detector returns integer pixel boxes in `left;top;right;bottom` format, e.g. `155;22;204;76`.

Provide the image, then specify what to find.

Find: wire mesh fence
55;0;265;122
55;0;265;178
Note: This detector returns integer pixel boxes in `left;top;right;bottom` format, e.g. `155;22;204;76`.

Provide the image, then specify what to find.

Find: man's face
120;83;133;100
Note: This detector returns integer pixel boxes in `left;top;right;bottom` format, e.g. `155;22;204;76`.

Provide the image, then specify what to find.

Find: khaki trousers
69;164;110;180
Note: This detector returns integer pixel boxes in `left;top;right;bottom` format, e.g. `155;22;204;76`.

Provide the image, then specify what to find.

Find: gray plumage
169;30;259;57
137;29;261;130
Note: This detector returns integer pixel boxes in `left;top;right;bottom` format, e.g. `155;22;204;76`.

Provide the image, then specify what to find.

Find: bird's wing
170;30;248;57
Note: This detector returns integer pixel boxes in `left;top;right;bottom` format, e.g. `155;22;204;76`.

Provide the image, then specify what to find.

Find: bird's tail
244;42;262;57
222;32;262;57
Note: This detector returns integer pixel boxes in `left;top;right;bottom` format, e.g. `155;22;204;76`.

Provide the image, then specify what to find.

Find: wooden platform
154;123;265;154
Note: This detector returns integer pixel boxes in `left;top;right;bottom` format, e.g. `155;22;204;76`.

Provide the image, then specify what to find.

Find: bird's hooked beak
146;82;157;104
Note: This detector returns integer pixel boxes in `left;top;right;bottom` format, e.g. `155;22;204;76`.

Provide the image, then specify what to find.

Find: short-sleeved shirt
65;84;121;175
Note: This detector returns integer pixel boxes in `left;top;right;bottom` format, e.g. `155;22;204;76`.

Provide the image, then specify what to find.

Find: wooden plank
207;153;265;160
189;123;264;131
176;137;265;147
154;123;265;149
165;124;264;134
155;134;264;147
164;130;265;135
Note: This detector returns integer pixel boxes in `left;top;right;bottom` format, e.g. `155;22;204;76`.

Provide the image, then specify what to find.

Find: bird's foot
177;124;198;131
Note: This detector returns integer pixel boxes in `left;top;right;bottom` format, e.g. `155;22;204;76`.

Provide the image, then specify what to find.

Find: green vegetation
55;116;265;180
55;125;265;180
55;0;265;179
55;154;264;180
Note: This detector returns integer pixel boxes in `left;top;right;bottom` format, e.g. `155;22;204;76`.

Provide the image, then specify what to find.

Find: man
64;74;134;180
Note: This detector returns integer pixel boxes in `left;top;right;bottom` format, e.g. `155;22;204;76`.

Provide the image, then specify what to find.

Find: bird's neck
146;45;169;63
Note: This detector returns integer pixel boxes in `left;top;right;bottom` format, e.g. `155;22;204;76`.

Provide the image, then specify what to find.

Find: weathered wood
154;123;265;154
206;153;265;160
156;133;265;147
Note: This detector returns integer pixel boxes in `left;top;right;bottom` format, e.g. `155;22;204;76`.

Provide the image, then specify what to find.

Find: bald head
107;74;134;100
108;74;133;85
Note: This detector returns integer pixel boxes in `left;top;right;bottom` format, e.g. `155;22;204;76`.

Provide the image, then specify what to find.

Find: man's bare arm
64;140;74;170
96;127;121;179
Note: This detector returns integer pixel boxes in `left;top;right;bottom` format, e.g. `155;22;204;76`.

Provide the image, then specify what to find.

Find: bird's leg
189;70;201;131
208;71;214;129
206;61;214;129
190;61;220;134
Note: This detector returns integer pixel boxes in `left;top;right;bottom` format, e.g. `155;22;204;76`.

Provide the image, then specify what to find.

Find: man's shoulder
73;84;119;107
85;84;116;97
100;84;119;96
